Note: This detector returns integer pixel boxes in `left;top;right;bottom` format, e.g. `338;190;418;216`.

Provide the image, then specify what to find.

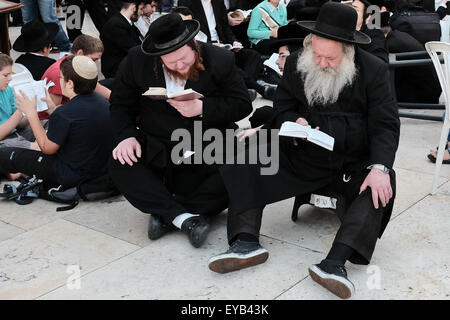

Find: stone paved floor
1;13;449;300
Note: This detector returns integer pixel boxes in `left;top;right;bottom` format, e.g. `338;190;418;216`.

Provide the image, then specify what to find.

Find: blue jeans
20;0;71;52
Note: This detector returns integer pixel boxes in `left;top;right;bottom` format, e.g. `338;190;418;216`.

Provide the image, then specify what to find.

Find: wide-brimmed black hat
297;2;371;45
141;13;200;56
269;23;304;53
13;20;59;52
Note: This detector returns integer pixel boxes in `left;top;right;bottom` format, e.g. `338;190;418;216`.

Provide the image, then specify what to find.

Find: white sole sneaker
308;265;355;299
208;248;269;274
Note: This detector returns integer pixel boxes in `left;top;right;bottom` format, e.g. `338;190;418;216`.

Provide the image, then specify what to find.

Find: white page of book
13;79;55;112
263;53;282;76
279;121;334;151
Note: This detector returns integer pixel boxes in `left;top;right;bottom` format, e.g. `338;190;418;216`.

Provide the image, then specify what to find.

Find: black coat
272;48;400;176
178;0;237;43
221;47;399;236
100;13;142;78
110;43;252;170
15;53;56;81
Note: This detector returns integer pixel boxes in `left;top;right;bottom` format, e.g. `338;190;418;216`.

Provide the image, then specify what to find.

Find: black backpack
39;174;120;211
390;10;441;46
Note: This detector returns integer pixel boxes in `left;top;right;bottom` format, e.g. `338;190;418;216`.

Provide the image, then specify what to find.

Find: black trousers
226;174;391;265
221;144;395;265
0;147;59;185
66;0;109;41
109;157;229;225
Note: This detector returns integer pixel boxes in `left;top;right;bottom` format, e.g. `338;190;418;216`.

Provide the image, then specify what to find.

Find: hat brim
141;19;200;56
297;21;372;45
269;38;304;53
13;23;59;52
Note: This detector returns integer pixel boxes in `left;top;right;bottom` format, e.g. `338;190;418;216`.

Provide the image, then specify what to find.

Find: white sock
172;213;199;229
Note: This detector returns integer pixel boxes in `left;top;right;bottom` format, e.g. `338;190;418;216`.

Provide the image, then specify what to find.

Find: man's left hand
169;98;203;118
232;41;243;52
360;168;393;209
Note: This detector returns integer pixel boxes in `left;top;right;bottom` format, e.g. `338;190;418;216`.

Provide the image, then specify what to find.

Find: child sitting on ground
0;55;113;188
0;54;43;183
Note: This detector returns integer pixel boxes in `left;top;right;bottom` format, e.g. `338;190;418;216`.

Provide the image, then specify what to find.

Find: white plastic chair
425;41;450;194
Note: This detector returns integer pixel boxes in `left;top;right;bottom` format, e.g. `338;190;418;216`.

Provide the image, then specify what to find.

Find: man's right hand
270;27;279;38
227;12;243;26
112;137;142;166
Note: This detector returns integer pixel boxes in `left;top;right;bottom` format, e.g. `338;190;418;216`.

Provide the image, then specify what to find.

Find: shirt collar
121;13;133;26
266;1;279;12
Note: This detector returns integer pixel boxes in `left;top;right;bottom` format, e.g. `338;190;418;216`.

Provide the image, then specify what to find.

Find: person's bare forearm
26;112;48;151
0;110;23;140
95;83;111;100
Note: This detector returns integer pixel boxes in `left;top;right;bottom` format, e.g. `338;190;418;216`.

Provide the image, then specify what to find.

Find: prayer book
259;7;280;30
12;78;55;112
230;9;252;20
279;121;335;151
142;87;204;101
263;53;282;76
223;43;244;50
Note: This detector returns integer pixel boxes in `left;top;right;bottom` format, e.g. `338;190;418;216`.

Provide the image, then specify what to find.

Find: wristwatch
367;164;390;173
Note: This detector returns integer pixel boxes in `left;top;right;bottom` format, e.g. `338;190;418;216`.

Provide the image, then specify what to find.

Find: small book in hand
279;121;335;151
142;87;204;101
222;43;244;50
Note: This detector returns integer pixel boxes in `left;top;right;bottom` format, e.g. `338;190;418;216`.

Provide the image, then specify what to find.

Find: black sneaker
181;216;210;248
208;240;269;274
308;259;355;299
147;214;175;240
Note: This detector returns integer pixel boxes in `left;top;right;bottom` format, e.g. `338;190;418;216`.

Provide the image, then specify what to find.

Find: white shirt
121;13;133;26
163;66;186;94
201;0;219;42
223;0;230;10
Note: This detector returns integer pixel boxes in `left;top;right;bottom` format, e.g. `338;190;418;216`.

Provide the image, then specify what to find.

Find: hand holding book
169;97;203;118
279;120;334;151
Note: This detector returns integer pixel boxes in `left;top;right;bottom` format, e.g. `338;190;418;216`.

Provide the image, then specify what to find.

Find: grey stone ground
1;13;449;300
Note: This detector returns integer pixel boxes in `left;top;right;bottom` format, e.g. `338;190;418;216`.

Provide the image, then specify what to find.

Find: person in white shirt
135;0;161;38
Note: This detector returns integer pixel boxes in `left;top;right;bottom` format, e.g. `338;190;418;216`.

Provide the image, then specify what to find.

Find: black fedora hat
268;23;304;53
13;20;59;52
297;2;371;45
141;13;200;56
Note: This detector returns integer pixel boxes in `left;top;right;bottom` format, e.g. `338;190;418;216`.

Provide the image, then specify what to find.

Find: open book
263;53;282;76
230;9;252;20
259;7;280;30
12;78;55;112
142;87;204;101
223;43;244;50
279;121;335;151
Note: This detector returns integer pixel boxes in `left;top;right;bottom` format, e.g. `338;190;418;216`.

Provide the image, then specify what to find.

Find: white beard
296;43;357;107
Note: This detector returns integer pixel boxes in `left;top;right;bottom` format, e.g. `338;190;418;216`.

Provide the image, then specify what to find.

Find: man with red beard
109;14;252;248
209;2;400;299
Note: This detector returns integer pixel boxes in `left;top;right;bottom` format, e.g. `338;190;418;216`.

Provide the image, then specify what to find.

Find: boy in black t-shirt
0;55;113;188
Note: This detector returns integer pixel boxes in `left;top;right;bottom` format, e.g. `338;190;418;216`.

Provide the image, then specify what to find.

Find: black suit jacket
178;0;237;43
110;43;252;168
100;13;142;78
15;53;56;81
272;48;400;174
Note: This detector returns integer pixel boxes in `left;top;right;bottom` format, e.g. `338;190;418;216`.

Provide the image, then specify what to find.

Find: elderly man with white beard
209;2;400;299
